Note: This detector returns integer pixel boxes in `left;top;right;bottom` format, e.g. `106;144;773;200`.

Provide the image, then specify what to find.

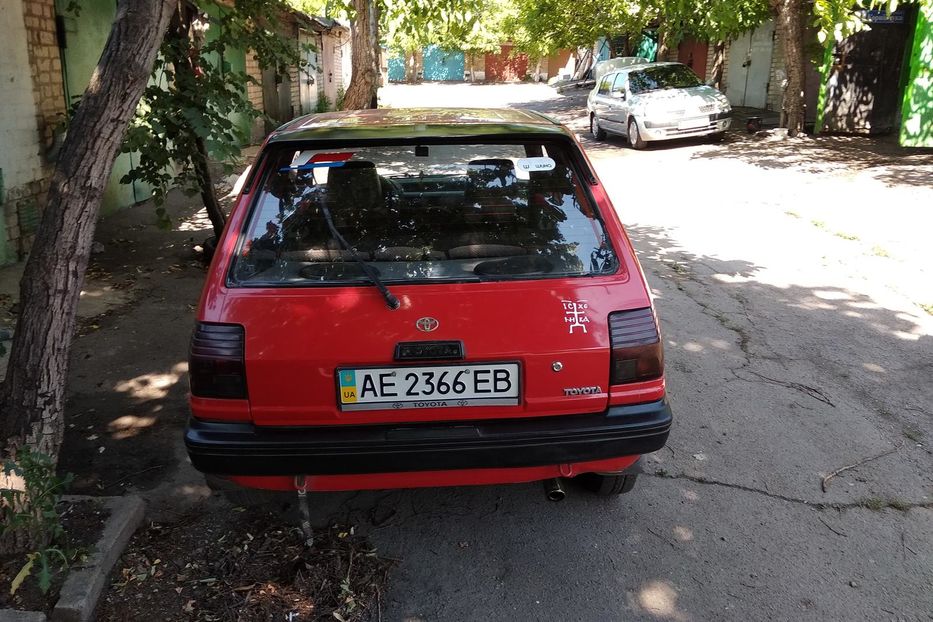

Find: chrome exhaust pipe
544;478;565;502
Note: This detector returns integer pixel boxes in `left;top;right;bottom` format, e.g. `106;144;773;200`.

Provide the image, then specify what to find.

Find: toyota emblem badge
415;317;439;332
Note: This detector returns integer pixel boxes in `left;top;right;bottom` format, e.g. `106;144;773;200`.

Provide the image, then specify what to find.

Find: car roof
268;108;568;143
604;61;682;78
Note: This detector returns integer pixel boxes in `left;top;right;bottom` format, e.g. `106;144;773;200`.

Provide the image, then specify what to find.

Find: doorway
726;21;775;109
298;29;318;115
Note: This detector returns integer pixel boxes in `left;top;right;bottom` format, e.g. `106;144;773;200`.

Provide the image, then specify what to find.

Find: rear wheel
578;472;638;496
628;118;647;150
591;114;607;140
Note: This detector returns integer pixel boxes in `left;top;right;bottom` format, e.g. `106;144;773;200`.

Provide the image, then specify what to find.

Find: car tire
628;118;647;150
578;472;638;496
591;114;607;140
710;131;726;143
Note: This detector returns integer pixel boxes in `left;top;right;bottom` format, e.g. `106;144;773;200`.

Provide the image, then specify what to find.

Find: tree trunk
342;0;378;110
405;49;418;84
168;7;227;239
193;136;226;240
0;0;174;463
771;0;806;135
657;29;669;62
710;40;726;90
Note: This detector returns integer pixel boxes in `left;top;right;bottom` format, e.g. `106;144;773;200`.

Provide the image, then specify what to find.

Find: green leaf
11;554;37;595
37;553;53;594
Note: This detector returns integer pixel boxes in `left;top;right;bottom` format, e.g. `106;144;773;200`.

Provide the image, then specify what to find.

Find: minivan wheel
578;472;638;496
628;118;647;150
591;114;607;140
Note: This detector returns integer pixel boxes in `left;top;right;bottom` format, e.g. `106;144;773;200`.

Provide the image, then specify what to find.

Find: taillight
189;323;247;399
609;308;663;384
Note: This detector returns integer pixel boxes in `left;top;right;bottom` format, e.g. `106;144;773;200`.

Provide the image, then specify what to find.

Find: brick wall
245;50;265;143
707;40;734;90
23;0;67;147
767;33;786;112
0;0;64;263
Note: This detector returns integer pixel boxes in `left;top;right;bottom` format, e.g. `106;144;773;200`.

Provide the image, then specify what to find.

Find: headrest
326;161;381;212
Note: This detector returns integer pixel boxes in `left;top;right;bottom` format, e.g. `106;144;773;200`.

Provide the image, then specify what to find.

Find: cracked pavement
320;84;932;620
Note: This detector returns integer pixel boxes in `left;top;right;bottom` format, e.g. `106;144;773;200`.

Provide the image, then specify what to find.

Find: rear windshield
230;141;617;286
629;64;701;95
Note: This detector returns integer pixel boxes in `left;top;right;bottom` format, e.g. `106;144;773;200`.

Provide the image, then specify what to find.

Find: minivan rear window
230;141;616;286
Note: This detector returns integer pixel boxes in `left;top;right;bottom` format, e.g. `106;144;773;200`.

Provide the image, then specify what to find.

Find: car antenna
319;203;400;310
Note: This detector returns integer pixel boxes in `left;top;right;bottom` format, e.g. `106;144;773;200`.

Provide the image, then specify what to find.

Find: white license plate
678;117;708;130
337;363;520;411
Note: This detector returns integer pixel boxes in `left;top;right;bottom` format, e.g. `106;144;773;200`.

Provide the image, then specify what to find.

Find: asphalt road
67;82;931;621
301;83;933;621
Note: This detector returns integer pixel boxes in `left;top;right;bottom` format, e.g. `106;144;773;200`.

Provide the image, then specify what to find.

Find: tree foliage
123;0;305;235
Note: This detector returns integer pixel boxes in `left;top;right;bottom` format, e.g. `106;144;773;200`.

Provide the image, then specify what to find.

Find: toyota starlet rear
185;108;672;499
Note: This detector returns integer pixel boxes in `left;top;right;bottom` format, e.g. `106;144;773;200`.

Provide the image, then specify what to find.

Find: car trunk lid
229;278;645;426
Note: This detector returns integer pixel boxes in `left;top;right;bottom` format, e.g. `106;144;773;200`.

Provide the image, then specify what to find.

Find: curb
0;610;48;621
51;495;146;622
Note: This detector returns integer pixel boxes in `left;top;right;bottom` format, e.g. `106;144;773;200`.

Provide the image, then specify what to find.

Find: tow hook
295;475;314;547
544;478;566;502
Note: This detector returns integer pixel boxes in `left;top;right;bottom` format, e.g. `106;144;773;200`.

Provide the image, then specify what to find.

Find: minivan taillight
609;308;663;384
189;323;247;399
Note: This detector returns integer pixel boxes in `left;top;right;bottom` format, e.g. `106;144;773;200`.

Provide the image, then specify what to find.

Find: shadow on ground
690;133;933;188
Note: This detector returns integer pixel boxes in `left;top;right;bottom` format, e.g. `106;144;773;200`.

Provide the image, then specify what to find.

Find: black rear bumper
185;399;672;476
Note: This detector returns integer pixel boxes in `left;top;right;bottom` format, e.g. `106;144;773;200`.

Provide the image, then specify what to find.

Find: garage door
423;45;464;81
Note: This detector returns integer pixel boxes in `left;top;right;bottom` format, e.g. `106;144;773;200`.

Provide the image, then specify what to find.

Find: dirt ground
97;507;391;621
0;82;930;620
0;499;107;613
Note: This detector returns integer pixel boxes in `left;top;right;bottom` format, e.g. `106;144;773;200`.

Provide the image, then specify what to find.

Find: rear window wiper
319;205;400;310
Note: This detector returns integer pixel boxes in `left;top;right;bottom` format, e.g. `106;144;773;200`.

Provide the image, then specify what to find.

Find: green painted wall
56;0;253;214
900;3;933;147
56;0;147;214
203;3;252;146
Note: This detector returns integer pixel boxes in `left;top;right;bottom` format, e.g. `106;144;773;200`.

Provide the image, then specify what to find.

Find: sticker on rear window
516;157;556;173
280;151;354;172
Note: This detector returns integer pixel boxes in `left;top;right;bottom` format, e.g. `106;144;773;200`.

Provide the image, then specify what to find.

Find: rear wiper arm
319;204;400;310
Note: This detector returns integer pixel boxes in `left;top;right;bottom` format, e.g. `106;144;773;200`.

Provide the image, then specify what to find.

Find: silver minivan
586;62;732;149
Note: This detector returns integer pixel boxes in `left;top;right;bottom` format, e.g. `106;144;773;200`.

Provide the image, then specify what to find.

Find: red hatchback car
185;108;672;500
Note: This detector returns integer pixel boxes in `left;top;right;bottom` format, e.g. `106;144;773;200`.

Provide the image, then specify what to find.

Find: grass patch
858;497;912;512
903;426;923;442
887;499;911;512
919;303;933;316
858;497;887;511
871;245;890;258
811;219;827;229
834;232;859;241
785;210;800;218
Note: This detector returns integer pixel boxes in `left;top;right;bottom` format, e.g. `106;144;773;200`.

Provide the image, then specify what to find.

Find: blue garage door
388;56;406;82
422;45;465;81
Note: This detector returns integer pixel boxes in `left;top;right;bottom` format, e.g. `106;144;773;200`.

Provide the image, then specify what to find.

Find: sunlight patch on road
113;362;188;400
631;580;687;620
673;526;694;542
177;207;213;232
108;414;158;440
